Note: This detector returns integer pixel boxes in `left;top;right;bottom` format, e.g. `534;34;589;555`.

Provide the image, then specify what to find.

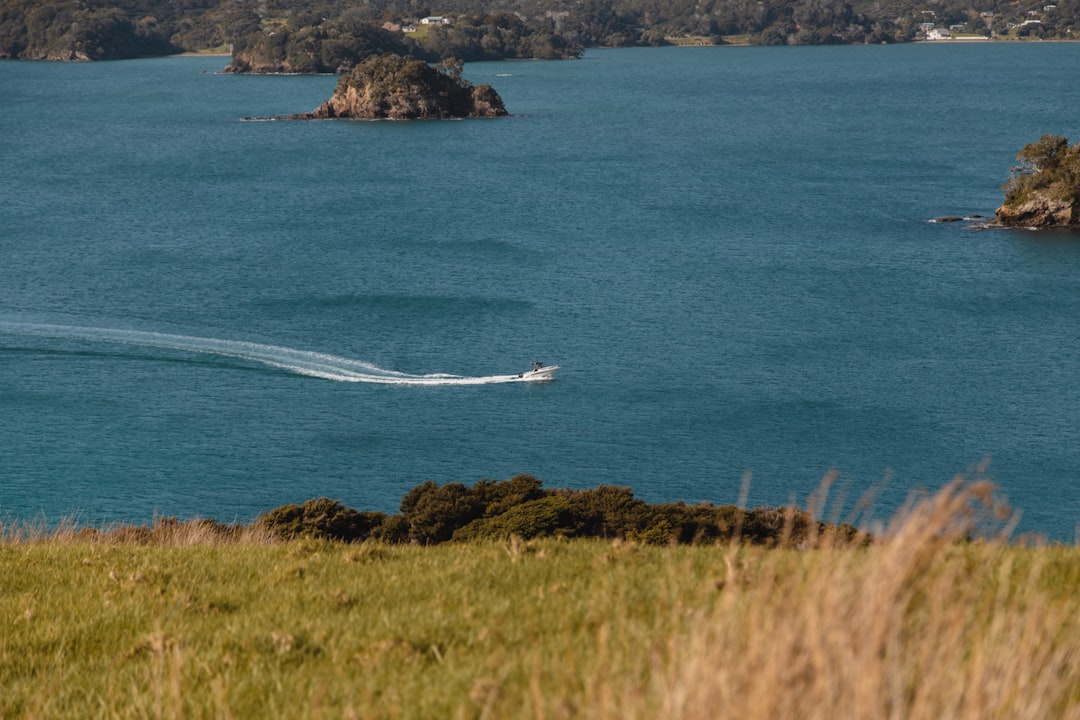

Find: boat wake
0;322;551;385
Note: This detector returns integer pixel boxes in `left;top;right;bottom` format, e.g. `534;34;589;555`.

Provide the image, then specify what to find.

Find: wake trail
0;322;533;385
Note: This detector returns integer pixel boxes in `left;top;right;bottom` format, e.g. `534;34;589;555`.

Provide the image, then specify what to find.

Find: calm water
2;45;1079;539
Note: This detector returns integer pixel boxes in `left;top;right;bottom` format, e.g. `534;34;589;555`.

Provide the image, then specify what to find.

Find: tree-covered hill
1;0;1077;64
997;135;1080;227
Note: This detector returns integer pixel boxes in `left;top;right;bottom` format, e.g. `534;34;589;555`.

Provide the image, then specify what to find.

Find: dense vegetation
1002;135;1080;206
996;134;1080;226
2;0;1078;65
1;481;1077;718
223;8;582;72
27;475;860;546
256;474;863;546
0;1;181;60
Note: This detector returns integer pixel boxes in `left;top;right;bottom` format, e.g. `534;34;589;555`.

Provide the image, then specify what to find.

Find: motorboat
520;361;559;381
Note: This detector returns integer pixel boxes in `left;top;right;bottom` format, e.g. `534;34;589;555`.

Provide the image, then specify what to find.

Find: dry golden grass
611;480;1080;720
1;480;1077;719
0;515;275;546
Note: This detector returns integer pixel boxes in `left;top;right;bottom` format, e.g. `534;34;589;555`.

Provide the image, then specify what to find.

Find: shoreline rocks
995;197;1078;229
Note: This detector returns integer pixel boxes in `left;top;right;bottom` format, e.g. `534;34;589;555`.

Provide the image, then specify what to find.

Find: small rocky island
995;135;1080;228
291;54;507;121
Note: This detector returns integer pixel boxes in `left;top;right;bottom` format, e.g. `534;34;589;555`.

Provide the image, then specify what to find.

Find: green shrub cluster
221;9;580;73
254;498;387;542
1002;134;1080;207
224;15;414;73
254;475;864;546
0;2;177;60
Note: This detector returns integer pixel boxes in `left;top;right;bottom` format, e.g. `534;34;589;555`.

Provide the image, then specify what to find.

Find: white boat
520;361;559;381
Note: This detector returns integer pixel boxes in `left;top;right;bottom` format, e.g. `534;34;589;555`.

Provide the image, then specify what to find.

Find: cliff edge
996;135;1080;228
292;55;507;120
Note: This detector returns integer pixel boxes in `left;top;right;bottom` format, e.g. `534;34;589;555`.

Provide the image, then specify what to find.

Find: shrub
471;474;547;517
558;485;651;539
371;514;410;544
1003;134;1080;205
255;498;385;542
740;506;817;546
254;477;868;547
454;495;575;541
644;502;743;545
400;481;484;544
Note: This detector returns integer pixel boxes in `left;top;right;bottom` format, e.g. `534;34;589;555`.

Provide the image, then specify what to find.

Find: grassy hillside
2;482;1078;718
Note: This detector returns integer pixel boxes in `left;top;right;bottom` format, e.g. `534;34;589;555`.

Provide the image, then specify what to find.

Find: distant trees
255;497;387;542
2;0;1078;63
74;9;177;58
399;12;581;61
1003;135;1080;206
254;475;866;547
0;1;177;60
224;17;413;73
220;7;580;73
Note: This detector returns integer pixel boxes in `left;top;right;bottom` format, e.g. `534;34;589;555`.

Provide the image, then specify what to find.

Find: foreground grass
1;484;1078;719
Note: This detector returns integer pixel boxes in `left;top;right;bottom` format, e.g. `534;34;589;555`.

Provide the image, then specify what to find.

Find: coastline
7;38;1079;67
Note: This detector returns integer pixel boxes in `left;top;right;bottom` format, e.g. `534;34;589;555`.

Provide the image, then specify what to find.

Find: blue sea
2;44;1079;539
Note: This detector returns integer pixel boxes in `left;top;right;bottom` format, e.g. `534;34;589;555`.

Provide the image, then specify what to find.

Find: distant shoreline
166;37;1080;66
172;37;1079;60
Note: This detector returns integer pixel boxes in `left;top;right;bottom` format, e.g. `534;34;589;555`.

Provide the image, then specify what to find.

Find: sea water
1;44;1079;539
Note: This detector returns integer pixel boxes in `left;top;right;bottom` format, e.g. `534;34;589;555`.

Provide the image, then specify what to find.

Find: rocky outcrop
996;135;1080;229
995;197;1078;228
291;55;507;120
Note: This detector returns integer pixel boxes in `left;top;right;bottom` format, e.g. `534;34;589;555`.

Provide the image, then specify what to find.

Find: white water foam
0;322;537;385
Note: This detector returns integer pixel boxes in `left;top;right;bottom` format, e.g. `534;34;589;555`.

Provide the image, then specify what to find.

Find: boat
520;361;559;381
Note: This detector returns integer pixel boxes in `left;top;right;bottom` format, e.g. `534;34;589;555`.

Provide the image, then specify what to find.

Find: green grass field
2;482;1078;719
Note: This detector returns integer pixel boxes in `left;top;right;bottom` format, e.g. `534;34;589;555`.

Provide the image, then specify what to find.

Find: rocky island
996;135;1080;229
291;55;507;121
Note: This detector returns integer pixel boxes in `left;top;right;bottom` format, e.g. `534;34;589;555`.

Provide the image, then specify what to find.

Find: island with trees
996;135;1080;228
289;55;507;120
